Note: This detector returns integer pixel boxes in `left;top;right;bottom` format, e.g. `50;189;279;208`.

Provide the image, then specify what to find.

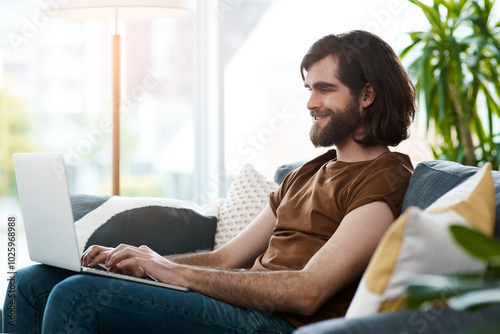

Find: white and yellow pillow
346;163;496;318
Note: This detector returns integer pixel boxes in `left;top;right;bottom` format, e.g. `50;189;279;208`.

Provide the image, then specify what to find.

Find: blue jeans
3;264;295;334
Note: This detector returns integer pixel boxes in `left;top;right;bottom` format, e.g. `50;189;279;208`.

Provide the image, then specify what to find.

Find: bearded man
4;30;416;334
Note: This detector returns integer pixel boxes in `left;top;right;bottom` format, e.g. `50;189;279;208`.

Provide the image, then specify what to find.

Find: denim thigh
42;274;295;334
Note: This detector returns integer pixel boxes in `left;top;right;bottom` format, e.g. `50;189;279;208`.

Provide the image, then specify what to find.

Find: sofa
3;159;500;333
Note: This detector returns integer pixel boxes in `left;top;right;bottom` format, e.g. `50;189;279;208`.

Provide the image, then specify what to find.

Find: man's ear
361;83;376;108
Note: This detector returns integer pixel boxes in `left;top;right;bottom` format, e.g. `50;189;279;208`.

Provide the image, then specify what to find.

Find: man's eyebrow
304;81;338;89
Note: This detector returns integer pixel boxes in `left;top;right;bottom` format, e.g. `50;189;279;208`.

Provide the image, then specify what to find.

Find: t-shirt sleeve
343;158;413;218
269;168;298;216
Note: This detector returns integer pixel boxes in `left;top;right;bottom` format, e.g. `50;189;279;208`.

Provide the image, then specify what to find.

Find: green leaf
437;69;447;123
409;0;444;33
400;42;418;60
483;86;500;119
448;288;500;311
467;323;500;334
455;0;470;15
450;225;500;262
406;274;498;309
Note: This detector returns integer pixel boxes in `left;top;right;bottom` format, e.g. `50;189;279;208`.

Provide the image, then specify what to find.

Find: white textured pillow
214;164;279;249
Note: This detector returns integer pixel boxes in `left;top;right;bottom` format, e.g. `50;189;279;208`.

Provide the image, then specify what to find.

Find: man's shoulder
371;151;414;172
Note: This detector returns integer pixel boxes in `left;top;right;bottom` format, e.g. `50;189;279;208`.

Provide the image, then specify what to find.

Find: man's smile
310;110;333;123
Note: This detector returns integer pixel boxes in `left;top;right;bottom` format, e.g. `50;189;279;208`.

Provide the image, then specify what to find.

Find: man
4;30;416;333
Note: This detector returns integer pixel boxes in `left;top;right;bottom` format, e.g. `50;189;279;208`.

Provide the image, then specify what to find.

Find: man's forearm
165;250;226;268
170;263;317;316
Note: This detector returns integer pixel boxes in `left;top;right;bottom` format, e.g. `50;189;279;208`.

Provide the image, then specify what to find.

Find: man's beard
309;98;362;148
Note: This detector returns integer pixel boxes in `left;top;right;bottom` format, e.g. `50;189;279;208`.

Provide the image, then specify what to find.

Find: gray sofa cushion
274;160;308;184
401;160;500;239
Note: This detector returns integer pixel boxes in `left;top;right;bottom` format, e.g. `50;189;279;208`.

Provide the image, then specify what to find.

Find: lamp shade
44;0;196;20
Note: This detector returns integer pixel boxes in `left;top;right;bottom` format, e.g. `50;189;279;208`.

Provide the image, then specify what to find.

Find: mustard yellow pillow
346;163;495;318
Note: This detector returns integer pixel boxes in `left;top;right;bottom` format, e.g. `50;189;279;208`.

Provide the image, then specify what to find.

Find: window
0;0;197;300
1;2;197;199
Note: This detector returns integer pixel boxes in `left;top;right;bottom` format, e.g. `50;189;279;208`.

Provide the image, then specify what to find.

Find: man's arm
82;204;277;270
103;201;395;316
163;204;277;269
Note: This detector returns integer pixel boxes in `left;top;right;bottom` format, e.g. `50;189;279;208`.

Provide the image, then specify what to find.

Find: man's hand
81;244;157;279
81;245;113;268
82;243;188;284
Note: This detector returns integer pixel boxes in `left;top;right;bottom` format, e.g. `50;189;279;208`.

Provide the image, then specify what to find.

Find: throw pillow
71;194;111;221
214;163;279;249
73;196;222;256
346;162;496;318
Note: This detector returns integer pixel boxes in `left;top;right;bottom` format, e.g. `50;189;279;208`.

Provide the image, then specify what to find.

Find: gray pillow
273;160;307;184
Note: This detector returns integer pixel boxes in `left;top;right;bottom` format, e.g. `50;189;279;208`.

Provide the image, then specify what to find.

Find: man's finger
81;245;108;267
105;246;142;271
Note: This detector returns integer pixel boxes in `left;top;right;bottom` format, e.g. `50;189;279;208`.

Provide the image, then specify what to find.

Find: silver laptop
13;152;188;292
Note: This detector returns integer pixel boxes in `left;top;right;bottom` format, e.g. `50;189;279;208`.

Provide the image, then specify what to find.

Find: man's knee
48;275;129;310
10;265;48;298
50;275;105;300
13;265;73;298
46;275;129;327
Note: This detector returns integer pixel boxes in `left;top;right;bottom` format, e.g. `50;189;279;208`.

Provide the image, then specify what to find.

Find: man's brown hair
301;30;416;147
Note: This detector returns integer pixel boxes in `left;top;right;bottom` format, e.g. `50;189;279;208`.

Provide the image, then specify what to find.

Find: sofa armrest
294;304;500;334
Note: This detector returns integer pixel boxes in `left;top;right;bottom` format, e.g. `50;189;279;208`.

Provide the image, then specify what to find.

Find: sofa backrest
274;160;307;184
402;160;500;240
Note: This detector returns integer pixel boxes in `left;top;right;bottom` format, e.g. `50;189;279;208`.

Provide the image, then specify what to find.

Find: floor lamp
45;0;196;195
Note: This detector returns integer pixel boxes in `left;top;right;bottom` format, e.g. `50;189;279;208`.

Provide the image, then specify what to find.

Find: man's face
304;56;362;148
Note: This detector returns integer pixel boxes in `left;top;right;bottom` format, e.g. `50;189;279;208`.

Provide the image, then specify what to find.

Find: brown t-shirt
250;149;413;327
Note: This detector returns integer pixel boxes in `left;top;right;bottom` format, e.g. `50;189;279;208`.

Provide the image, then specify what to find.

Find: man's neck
335;140;390;163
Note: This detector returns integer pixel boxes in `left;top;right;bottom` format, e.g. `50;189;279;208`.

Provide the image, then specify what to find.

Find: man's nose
307;93;321;112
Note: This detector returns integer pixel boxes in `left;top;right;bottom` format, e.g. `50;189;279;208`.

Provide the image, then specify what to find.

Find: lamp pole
112;8;120;195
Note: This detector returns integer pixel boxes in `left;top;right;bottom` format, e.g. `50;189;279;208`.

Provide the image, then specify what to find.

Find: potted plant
401;0;500;167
